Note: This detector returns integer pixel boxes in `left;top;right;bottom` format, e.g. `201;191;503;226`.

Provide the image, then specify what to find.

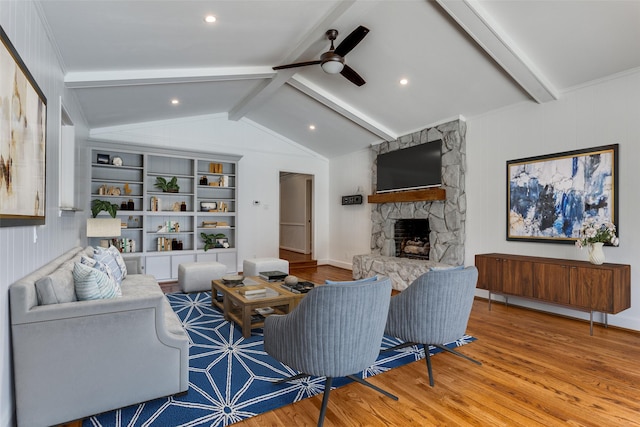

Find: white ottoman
242;258;289;277
178;262;227;293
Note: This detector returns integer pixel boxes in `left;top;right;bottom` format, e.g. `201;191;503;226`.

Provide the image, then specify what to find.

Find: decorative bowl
284;275;299;286
222;274;244;286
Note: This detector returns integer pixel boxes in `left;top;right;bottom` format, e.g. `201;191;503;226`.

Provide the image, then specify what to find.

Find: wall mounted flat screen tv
376;140;442;193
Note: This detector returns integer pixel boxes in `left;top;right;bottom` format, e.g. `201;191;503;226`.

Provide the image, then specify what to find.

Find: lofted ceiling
37;0;640;158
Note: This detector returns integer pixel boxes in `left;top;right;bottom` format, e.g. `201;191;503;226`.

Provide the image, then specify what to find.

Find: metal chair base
275;372;398;427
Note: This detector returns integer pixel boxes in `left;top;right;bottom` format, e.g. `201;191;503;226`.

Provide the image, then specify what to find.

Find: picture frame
0;26;48;227
97;153;110;164
506;144;618;243
216;237;229;247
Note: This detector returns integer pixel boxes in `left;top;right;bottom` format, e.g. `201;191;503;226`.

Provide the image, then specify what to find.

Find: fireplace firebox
394;219;430;260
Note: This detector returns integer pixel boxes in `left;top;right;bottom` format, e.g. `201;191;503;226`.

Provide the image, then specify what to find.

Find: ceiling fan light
321;60;344;74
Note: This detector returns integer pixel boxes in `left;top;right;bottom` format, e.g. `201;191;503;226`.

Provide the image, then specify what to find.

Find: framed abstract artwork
507;144;618;243
0;26;47;227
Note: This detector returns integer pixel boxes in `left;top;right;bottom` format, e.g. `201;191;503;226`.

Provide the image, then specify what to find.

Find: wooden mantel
367;188;446;204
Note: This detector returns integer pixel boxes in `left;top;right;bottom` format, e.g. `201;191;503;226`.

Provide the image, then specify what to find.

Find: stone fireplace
352;119;467;290
370;118;466;265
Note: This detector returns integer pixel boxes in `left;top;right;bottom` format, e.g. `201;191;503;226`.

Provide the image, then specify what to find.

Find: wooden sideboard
475;253;631;334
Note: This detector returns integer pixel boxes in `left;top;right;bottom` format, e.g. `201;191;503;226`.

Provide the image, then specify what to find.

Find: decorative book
259;271;288;281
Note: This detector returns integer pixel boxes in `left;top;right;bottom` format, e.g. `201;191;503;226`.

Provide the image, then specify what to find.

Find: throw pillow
73;262;120;301
106;245;128;279
34;264;78;305
325;275;378;285
80;255;120;295
93;246;125;284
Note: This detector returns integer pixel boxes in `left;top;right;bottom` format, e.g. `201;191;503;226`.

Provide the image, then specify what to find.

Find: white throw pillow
73;262;120;301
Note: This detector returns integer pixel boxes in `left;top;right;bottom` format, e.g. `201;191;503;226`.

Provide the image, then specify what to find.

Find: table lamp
87;218;121;248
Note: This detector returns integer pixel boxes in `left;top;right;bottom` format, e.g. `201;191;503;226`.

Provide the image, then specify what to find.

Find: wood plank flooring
233;265;640;427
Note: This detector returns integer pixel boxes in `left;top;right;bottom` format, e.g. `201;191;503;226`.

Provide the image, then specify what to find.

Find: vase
588;242;606;265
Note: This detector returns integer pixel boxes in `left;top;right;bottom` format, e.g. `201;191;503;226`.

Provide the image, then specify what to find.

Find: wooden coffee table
211;276;306;338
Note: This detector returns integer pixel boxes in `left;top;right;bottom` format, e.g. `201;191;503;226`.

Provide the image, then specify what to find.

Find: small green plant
91;199;119;218
201;232;226;251
155;176;180;192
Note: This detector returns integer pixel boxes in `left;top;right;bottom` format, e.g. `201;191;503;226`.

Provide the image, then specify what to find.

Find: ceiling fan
273;26;370;87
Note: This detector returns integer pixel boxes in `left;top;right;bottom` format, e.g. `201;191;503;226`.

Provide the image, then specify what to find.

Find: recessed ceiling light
204;15;216;23
171;99;180;105
309;124;316;130
399;78;409;86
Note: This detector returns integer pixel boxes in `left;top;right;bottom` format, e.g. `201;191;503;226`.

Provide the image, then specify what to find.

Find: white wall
91;114;330;268
0;2;89;425
328;148;373;269
328;70;640;331
465;69;640;331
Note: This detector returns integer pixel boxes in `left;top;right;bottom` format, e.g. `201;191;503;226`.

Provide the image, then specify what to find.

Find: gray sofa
9;246;189;427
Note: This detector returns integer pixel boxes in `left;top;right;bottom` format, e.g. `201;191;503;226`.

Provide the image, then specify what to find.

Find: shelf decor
0;26;48;227
506;144;618;244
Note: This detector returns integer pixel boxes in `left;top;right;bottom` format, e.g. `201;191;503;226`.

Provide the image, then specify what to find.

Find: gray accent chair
383;267;481;387
264;277;397;427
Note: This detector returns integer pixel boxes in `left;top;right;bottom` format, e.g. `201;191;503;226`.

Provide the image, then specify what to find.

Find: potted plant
201;232;227;251
91;199;119;218
155;176;180;193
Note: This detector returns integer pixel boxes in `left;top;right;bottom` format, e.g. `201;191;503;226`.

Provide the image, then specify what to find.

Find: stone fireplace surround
352;119;467;290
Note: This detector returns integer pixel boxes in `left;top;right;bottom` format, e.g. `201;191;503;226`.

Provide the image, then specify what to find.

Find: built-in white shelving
89;144;240;281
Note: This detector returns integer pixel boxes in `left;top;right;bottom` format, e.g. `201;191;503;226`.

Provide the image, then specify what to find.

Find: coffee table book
258;271;288;281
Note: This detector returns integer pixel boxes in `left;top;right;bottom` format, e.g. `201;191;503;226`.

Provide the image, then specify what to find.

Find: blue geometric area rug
85;291;476;427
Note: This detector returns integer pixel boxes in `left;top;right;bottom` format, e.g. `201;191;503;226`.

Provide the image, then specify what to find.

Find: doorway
279;172;314;263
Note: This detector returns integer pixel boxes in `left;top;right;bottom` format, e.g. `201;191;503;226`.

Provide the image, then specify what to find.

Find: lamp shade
86;218;122;238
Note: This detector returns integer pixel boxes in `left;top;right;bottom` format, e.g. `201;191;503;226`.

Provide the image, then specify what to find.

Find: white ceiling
37;0;640;158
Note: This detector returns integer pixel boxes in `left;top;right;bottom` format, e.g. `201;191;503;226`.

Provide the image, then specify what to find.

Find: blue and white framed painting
507;144;618;243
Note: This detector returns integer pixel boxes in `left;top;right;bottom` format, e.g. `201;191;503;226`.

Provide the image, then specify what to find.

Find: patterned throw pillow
73;262;120;301
80;255;121;296
106;245;127;278
93;247;124;285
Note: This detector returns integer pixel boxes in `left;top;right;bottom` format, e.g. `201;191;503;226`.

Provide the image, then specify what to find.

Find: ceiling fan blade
341;65;366;87
273;60;321;71
334;25;370;57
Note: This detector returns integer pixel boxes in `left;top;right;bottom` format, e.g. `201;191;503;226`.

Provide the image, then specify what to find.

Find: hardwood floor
232;265;640;427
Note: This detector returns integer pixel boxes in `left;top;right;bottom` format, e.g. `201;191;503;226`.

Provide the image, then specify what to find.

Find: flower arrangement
575;218;619;248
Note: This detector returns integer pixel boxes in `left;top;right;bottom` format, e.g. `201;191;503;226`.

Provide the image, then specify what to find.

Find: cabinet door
533;263;571;304
475;255;502;292
145;255;172;281
502;259;533;297
171;254;196;279
570;267;614;312
217;252;237;273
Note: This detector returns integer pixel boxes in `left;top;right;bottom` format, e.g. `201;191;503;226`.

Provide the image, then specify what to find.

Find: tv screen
376;140;442;193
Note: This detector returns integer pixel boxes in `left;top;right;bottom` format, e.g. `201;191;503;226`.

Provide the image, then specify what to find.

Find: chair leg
317;377;333;427
423;344;434;387
273;372;310;385
433;344;482;366
380;341;417;353
346;375;398;401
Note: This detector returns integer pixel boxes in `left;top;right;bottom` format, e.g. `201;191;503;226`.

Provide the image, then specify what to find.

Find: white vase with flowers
575;218;619;265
